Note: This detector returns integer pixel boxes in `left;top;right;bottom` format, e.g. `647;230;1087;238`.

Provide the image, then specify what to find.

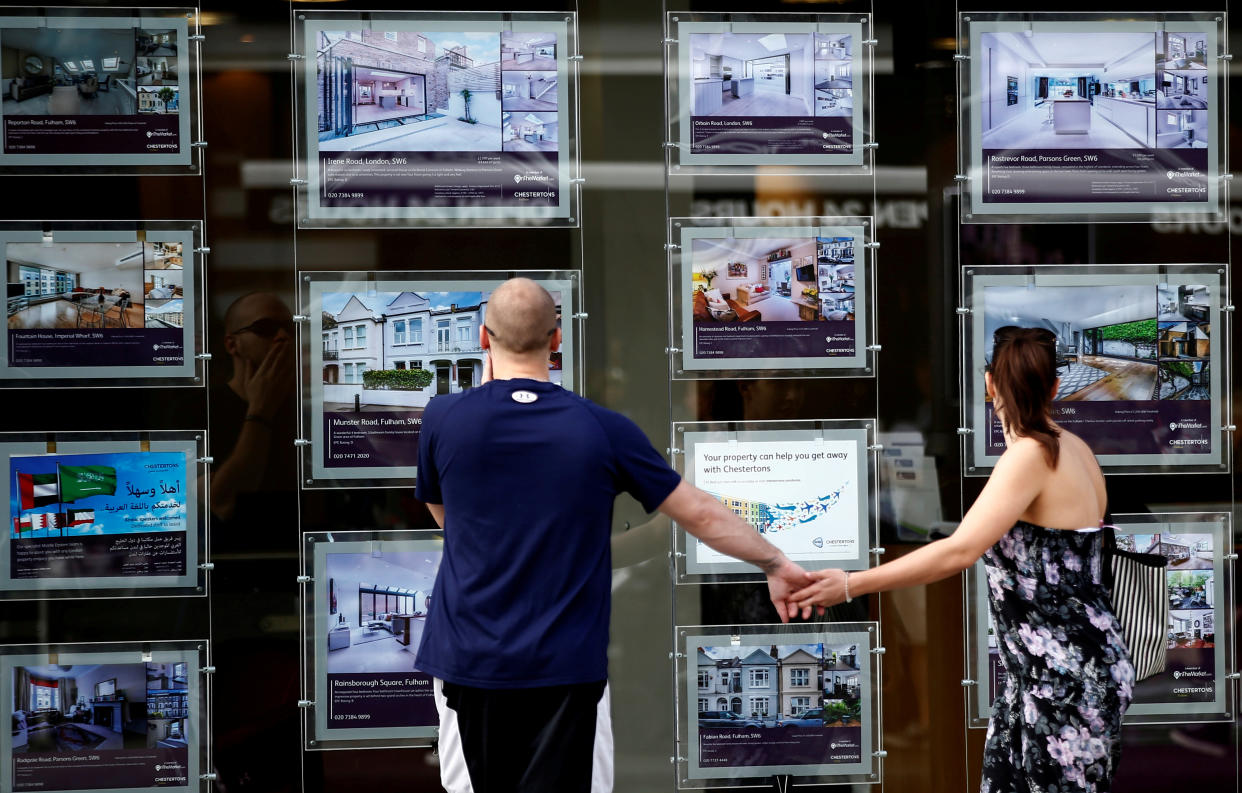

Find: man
415;279;811;793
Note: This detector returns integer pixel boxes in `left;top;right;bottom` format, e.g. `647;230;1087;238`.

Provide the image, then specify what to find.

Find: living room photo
6;242;146;331
982;284;1160;401
1;26;139;116
11;663;149;753
324;550;439;675
690;235;855;326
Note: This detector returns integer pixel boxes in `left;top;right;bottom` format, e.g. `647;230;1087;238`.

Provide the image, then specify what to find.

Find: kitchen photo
982;284;1159;401
324;549;439;674
813;34;852;117
688;32;816;117
690;236;827;325
976;31;1157;149
502;110;558;152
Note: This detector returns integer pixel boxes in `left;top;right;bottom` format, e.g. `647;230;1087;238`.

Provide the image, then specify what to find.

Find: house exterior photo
781;648;821;716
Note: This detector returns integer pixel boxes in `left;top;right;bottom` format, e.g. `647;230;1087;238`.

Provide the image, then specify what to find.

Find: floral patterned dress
981;521;1134;793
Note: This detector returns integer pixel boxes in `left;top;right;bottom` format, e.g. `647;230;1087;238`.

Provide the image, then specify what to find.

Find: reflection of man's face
226;294;292;366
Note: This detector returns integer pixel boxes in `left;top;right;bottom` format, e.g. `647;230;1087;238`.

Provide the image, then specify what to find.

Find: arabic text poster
8;451;187;581
688;436;864;572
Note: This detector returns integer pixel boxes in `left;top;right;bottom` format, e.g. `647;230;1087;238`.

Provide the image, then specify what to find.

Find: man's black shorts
434;678;613;793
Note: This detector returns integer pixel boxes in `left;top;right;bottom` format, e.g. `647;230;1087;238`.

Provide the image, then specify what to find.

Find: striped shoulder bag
1101;523;1169;682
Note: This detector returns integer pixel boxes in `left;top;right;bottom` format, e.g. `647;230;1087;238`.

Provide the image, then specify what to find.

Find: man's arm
426;503;445;529
657;481;811;622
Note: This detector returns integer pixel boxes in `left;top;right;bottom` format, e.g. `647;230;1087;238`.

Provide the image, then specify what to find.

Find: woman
791;326;1133;792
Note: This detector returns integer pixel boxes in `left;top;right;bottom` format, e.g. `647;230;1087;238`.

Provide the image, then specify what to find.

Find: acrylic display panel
670;216;874;379
0;431;207;601
0;222;205;389
672;420;877;583
675;622;881;787
665;12;873;175
962;264;1230;476
300;270;581;488
0;7;201;175
293;10;581;228
303;531;443;750
958;12;1227;223
0;640;207;793
965;513;1234;727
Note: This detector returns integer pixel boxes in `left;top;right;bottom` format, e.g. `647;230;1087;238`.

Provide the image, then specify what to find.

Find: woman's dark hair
987;326;1061;467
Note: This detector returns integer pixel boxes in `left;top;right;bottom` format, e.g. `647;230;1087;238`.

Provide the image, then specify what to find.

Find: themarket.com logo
1169;420;1205;432
1173;669;1212;679
513;173;552;185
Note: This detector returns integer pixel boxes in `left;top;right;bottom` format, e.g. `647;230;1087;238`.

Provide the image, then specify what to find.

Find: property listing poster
0;14;193;167
976;516;1227;721
966;18;1221;216
306;275;577;485
678;222;869;375
302;15;574;221
312;537;442;744
0;228;197;385
674;19;865;167
0;647;201;793
683;427;871;576
0;438;200;598
683;630;873;780
969;267;1223;472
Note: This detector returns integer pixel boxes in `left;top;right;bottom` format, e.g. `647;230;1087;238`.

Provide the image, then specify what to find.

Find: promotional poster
683;631;873;780
673;19;866;167
678;223;869;375
0;16;193;167
312;538;442;744
306;276;576;485
969;268;1223;472
976;516;1227;722
966;18;1220;217
1;649;200;793
302;17;573;222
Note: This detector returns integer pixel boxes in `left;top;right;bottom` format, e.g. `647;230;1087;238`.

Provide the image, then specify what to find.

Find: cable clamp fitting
188;34;205;42
667;447;683;455
863;142;879;150
193;246;211;254
200;774;218;782
1223;425;1236;433
297;700;314;708
1218;53;1233;61
292;315;311;323
286;53;305;61
866;344;882;352
865;241;880;249
572;312;589;319
289;178;308;187
665;346;682;354
870;647;886;655
296;575;313;583
867;444;884;452
957;427;974;435
665;243;682;251
1222;553;1239;561
872;750;888;758
862;39;879;46
568;54;583;61
961;679;977;687
1222;304;1235;312
201;666;216;674
1221;173;1234;182
662;142;681;150
570;177;585;184
195;353;212;360
198;562;214;571
954;174;969;182
1225;672;1241;680
662;37;679;45
870;546;886;556
195;456;214;464
191;141;208;149
953;54;970;61
955;307;972;315
294;439;311;447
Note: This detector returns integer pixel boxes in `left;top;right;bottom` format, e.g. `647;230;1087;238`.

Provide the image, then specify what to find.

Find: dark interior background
0;1;1236;792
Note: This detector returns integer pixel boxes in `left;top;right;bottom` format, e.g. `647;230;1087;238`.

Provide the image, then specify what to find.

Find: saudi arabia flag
57;465;117;502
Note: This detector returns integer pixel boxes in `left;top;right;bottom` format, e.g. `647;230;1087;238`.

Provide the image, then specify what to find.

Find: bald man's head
484;278;558;355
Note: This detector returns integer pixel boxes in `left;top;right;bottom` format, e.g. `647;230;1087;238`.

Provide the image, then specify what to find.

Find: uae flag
58;465;117;502
65;508;95;527
17;472;58;510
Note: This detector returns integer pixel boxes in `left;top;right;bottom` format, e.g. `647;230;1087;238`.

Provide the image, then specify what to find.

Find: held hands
764;558;815;623
789;569;850;620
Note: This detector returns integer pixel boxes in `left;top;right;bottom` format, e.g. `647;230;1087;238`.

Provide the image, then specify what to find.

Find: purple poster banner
699;725;862;769
4;116;180;157
695;319;855;359
981;149;1209;204
984;401;1213;457
11;533;186;580
319;151;559;209
9;329;183;369
326;672;436;730
690;117;852;156
322;410;422;470
13;747;189;791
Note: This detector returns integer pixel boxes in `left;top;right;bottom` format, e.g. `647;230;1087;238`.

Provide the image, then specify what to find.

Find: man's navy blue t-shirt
414;377;682;688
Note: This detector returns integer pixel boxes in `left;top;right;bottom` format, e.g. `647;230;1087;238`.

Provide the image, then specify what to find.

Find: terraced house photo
694;643;861;727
